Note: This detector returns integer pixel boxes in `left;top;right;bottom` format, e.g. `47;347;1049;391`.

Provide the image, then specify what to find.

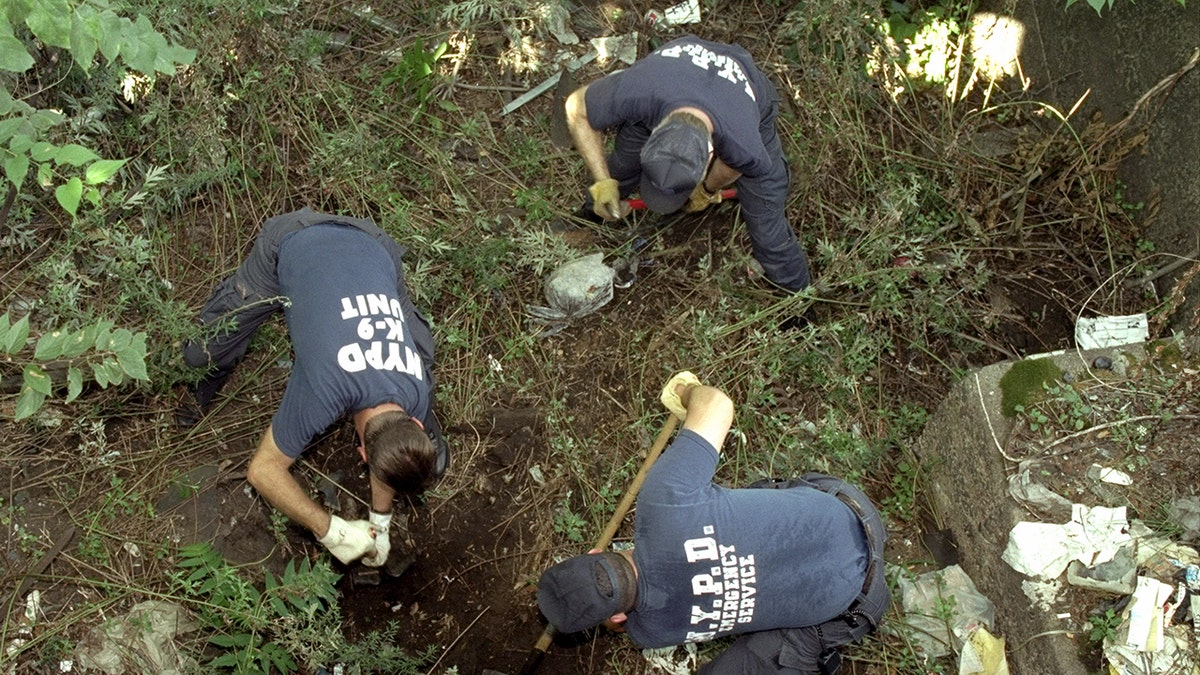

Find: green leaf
84;158;125;184
34;328;68;360
65;366;83;403
102;358;125;386
92;320;114;350
0;33;36;73
0;117;24;144
55;176;83;215
60;328;92;358
116;345;148;381
14;386;46;420
96;10;125;62
5;313;30;353
4;152;28;189
23;364;52;395
26;0;73;48
54;143;99;167
92;360;109;388
208;635;238;648
69;5;101;72
29;141;56;162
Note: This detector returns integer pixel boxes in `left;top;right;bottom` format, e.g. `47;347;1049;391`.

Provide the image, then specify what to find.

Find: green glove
588;178;622;220
684;182;722;214
660;371;703;420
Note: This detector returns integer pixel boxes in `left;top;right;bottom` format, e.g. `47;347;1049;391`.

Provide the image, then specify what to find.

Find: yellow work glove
588;178;622;221
660;371;703;420
684;183;722;214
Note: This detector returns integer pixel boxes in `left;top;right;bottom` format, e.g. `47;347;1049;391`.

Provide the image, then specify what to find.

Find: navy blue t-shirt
584;36;780;177
271;224;430;458
625;430;869;648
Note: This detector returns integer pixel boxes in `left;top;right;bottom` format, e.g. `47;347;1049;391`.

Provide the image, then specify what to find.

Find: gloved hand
588;178;622;220
362;510;392;568
683;183;722;214
660;371;703;420
318;515;376;565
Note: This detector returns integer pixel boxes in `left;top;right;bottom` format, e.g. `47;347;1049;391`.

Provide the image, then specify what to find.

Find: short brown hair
363;411;436;494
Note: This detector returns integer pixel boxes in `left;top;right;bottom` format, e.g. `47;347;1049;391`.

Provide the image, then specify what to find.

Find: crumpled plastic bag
527;253;615;335
898;564;996;658
959;626;1010;675
1002;504;1130;579
641;643;697;675
73;600;197;674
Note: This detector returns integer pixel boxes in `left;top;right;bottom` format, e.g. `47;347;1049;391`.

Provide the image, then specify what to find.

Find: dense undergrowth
1;0;1187;672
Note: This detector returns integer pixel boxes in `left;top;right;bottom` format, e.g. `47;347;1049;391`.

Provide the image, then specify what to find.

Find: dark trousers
699;474;890;675
594;101;812;291
182;208;437;417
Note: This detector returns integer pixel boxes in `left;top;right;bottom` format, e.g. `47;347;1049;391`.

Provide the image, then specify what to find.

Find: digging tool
625;188;736;211
518;414;681;675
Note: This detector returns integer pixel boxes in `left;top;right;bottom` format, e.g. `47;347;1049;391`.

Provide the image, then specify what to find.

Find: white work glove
660;371;703;420
362;510;392;568
318;515;376;565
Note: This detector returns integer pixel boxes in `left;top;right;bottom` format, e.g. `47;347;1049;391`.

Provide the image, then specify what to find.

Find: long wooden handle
519;414;681;675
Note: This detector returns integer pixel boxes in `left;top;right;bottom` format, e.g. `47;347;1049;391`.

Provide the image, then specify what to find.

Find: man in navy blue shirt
565;36;813;292
537;374;888;673
181;209;448;567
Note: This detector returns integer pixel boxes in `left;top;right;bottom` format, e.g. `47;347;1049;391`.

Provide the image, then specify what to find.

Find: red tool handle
626;188;736;211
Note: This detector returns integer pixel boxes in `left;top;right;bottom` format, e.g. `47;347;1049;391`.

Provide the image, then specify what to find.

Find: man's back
626;429;869;648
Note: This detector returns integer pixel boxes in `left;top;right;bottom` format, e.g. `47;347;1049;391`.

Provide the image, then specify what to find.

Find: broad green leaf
26;0;73;48
29;141;56;162
23;364;51;395
14;386;46;420
0;117;23;144
92;320;114;350
96;10;125;62
8;131;33;154
0;313;8;349
5;313;30;353
0;87;15;115
29;109;63;131
55;176;82;215
116;346;148;381
54;143;99;167
69;6;101;72
84;186;100;207
65;366;83;403
0;34;35;73
60;329;91;357
5;1;35;24
92;360;109;388
4;153;29;189
102;358;125;386
34;328;68;360
35;162;52;187
84;158;125;184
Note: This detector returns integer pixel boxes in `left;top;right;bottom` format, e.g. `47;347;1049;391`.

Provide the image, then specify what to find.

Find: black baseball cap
639;117;711;213
536;552;637;633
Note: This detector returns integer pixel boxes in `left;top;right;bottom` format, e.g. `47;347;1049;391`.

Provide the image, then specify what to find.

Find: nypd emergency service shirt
270;224;430;458
626;429;869;648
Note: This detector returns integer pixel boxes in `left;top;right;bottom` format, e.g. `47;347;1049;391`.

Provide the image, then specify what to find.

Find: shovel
517;414;682;674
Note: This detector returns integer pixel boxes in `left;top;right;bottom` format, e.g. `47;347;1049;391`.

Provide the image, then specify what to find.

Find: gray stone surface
988;0;1200;329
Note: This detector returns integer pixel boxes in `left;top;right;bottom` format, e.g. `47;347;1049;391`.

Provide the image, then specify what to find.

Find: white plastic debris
526;253;617;334
898;565;996;658
590;33;639;65
1104;624;1196;675
1087;463;1133;486
1075;314;1148;349
1002;505;1130;579
1124;576;1175;651
641;643;697;675
1007;462;1071;517
73;601;197;675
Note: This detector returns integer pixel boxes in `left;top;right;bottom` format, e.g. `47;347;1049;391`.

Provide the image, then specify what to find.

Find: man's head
362;410;436;494
536;551;637;633
639;111;713;214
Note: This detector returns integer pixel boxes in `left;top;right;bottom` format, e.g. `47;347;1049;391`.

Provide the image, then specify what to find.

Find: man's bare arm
247;424;332;537
564;86;612;183
704;158;742;191
676;384;735;453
